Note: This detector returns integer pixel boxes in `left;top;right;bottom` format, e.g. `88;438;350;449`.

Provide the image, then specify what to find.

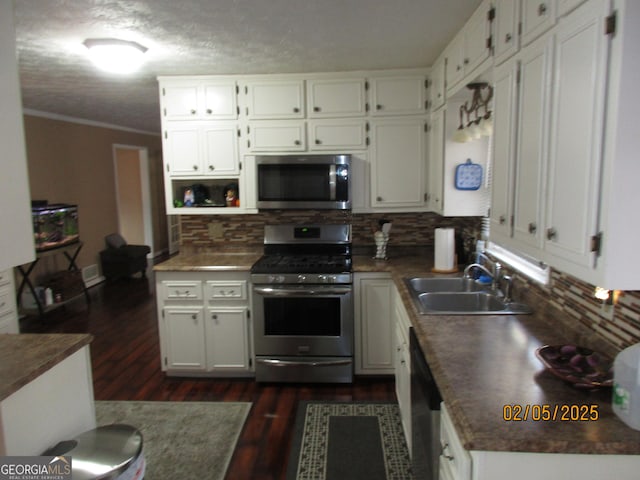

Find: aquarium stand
16;241;90;318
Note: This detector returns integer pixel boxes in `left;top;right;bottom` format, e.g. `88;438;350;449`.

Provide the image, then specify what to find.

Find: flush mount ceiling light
83;38;147;74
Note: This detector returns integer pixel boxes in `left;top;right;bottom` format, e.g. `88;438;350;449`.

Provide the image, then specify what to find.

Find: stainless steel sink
404;277;532;315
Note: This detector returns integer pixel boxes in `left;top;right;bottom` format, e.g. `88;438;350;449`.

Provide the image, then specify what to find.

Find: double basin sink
405;277;532;315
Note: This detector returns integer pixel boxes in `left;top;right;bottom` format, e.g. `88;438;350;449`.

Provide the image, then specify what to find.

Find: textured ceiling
13;0;482;133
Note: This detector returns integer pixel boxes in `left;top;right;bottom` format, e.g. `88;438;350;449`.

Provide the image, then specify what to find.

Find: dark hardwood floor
20;274;397;480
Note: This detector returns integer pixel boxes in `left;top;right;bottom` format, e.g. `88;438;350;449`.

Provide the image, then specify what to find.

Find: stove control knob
297;275;307;283
328;276;337;283
318;275;327;283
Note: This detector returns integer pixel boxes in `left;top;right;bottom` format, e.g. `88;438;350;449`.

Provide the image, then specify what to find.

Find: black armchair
100;233;151;281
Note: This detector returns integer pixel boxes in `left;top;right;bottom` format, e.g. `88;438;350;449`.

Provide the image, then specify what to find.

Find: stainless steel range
251;224;353;383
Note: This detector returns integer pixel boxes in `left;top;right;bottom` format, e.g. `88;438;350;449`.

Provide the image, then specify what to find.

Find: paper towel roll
434;228;455;272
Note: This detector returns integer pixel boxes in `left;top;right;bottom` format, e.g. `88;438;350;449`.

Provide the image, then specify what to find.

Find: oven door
252;284;353;357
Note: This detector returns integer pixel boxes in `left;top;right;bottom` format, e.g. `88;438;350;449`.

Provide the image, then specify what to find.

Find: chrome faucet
463;261;502;292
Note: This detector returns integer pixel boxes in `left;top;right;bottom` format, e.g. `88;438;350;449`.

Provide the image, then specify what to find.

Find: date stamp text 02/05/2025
503;404;599;422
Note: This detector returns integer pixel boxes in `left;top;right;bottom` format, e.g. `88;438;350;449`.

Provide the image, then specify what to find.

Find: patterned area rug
95;401;251;480
286;402;413;480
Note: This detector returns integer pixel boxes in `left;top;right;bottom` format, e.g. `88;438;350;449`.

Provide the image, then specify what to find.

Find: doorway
113;145;153;255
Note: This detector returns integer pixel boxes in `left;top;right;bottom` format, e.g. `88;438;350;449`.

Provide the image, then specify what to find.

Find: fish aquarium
32;203;79;252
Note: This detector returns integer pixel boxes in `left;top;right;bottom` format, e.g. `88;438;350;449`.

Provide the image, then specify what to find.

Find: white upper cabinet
521;0;557;46
308;119;368;151
369;76;428;116
427;109;445;214
160;79;239;121
543;0;608;272
307;78;366;117
430;56;446;111
247;121;306;152
493;0;521;65
244;80;305;119
445;0;493;94
370;118;426;208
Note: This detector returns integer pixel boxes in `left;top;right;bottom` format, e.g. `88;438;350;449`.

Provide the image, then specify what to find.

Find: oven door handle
252;286;352;296
256;358;352;367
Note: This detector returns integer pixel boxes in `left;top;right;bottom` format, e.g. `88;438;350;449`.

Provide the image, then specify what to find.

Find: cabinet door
161;84;200;120
370;76;427;116
206;308;250;371
248;121;306;151
308;119;367;150
202;82;238;119
493;0;521;65
163;307;206;371
370;118;426;208
428;109;444;214
557;0;587;17
430;57;446;111
521;0;557;46
355;276;394;374
245;81;305;119
513;35;554;250
490;59;519;241
445;34;465;92
163;125;203;176
202;123;240;175
307;78;366;117
350;151;370;212
463;1;492;76
544;0;608;268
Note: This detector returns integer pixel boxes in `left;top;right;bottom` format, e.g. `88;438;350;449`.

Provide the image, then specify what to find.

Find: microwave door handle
329;164;337;201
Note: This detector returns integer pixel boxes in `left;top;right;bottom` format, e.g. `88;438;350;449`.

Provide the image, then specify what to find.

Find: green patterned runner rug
286;402;413;480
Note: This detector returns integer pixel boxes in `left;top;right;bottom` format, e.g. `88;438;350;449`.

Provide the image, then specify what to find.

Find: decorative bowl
535;345;613;389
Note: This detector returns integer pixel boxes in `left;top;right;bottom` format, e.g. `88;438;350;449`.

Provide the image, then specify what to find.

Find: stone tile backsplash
179;211;640;351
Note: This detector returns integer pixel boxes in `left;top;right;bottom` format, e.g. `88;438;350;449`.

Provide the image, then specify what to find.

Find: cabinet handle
505;33;512;43
209;165;215;171
528;222;537;234
293;107;300;113
313;106;321;112
441;443;454;461
315;139;321;145
190;109;197;115
206;108;212;114
538;3;547;15
546;227;557;240
499;215;506;225
376;104;382;110
294;140;301;146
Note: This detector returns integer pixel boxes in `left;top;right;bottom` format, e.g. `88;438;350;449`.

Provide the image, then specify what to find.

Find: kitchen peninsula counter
153;250;261;272
353;252;640;456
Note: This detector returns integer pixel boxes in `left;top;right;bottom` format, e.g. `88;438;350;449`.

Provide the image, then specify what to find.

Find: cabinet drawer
440;403;471;480
161;280;203;301
205;280;247;301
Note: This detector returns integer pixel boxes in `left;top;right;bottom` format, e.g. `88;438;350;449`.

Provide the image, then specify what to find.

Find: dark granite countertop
0;333;93;402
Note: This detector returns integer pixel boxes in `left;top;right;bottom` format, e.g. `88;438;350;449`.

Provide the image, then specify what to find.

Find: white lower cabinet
354;273;394;375
393;285;412;451
156;271;253;376
0;269;19;334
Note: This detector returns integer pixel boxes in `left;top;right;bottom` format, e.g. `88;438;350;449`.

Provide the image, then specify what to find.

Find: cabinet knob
315;139;321;145
209;165;215;171
437;92;442;98
505;33;512;43
191;314;197;320
528;222;537;234
193;165;198;171
499;215;506;225
538;3;547;15
464;58;469;65
212;314;218;320
377;196;383;202
294;140;301;146
376;104;382;110
313;106;321;112
457;65;462;71
206;109;212;114
546;227;557;240
293;107;300;113
190;109;197;115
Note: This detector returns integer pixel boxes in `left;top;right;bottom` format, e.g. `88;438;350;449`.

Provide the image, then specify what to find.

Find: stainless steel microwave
256;154;351;210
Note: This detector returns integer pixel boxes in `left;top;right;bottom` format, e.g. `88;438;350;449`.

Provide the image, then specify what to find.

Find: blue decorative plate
454;159;483;190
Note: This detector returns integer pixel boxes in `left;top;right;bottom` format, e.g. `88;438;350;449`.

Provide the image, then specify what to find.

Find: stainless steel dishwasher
410;327;442;480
